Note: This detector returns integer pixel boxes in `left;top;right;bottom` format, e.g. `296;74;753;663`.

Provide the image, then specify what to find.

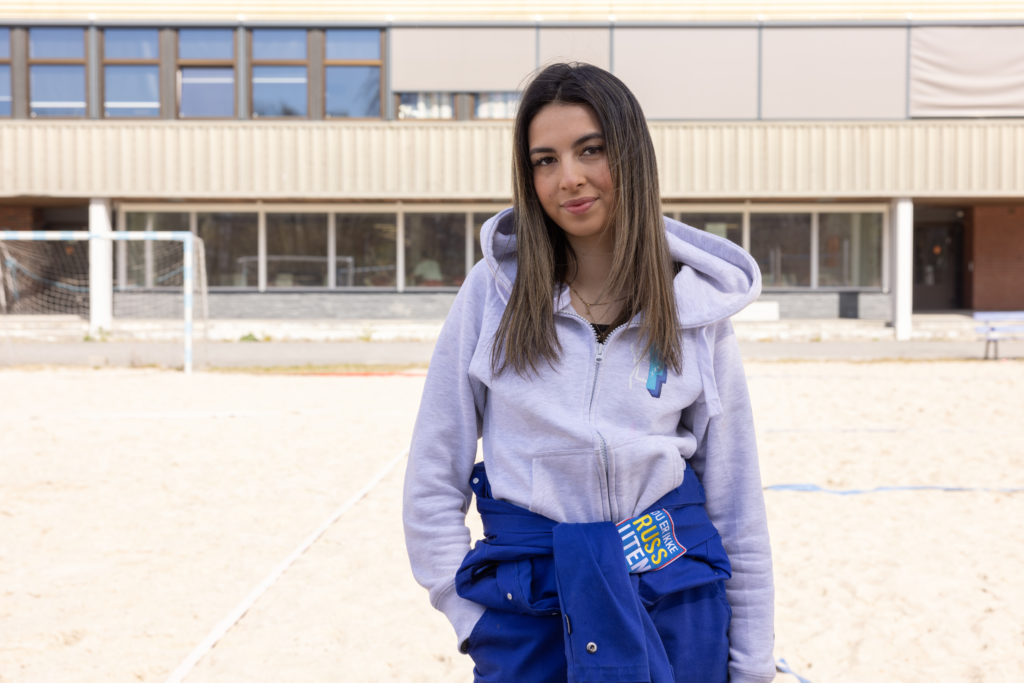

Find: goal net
0;231;207;372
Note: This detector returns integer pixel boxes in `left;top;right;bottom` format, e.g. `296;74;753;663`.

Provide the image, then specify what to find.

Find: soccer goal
0;230;207;373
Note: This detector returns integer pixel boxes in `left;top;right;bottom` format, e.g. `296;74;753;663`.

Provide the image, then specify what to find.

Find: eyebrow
528;132;604;156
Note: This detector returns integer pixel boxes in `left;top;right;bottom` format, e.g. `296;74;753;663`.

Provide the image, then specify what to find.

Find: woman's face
527;102;615;249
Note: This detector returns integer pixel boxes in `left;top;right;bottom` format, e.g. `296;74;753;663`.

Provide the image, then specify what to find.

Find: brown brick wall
972;204;1024;310
0;205;44;231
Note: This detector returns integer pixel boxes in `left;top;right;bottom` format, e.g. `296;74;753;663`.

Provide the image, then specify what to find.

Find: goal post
0;230;206;373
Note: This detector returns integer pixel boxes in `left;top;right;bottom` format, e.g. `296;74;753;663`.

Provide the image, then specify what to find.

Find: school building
2;1;1023;339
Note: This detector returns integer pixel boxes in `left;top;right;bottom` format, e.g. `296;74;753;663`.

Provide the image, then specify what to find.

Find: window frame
471;91;520;120
663;202;890;292
176;27;237;119
27;26;88;118
323;28;384;119
0;27;10;117
116;202;507;292
394;91;459;120
249;28;310;119
101;27;161;119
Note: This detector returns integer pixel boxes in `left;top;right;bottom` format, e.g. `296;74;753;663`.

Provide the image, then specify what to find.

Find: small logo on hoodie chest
646;349;667;398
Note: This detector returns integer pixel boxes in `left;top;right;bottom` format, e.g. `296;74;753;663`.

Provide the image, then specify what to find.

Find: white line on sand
164;449;408;683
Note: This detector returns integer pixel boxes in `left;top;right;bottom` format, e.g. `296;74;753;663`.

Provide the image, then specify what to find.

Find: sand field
0;359;1021;682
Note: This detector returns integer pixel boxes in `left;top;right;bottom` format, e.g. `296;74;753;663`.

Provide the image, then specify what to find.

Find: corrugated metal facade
2;120;1022;200
2;1;1023;22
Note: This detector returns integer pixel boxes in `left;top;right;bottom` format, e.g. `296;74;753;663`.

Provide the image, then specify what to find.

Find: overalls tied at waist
455;462;731;683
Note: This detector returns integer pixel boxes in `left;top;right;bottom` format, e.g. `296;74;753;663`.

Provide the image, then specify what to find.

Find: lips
562;197;597;215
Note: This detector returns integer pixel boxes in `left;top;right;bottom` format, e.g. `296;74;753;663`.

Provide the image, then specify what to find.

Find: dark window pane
0;28;10;58
197;213;258;287
336;214;396;287
750;214;811;287
252;29;306;60
253;66;307;117
178;29;234;60
105;65;160;117
121;212;191;288
398;92;453;119
0;66;10;117
473;213;491;265
325;29;380;60
325;66;380;118
405;213;466;287
105;28;159;59
266;214;327;287
818;213;883;288
30;28;84;59
678;212;743;246
180;67;234;117
30;65;86;117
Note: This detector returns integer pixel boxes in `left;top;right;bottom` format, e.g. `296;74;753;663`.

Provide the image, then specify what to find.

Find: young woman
403;62;775;683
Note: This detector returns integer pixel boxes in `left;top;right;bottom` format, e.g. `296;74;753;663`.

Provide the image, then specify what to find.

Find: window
197;212;258;286
475;92;519;119
103;28;160;117
266;213;327;286
405;213;466;287
178;28;235;118
397;93;454;120
0;28;10;116
324;29;381;118
472;213;490;265
750;214;811;287
120;212;190;288
818;213;883;287
251;29;308;117
677;212;743;246
336;213;396;287
29;27;87;117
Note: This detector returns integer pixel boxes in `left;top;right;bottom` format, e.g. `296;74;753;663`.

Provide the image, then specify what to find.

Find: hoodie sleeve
402;263;490;651
684;319;776;683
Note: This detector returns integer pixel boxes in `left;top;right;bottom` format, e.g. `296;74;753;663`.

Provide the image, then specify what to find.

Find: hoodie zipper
563;309;629;521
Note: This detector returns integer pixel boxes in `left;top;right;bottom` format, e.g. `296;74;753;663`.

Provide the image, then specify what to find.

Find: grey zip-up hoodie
403;208;775;683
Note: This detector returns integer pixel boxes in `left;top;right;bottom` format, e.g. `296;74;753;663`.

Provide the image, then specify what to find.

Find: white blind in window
762;28;907;119
538;28;610;70
911;26;1024;117
391;28;535;91
613;28;758;120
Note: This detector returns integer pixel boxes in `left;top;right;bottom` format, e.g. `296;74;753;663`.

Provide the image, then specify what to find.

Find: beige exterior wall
2;120;1022;200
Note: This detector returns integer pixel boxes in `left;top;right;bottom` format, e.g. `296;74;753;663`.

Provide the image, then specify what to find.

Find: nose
559;158;585;190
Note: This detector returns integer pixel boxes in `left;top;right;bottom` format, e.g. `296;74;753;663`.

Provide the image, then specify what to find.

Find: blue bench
974;311;1024;359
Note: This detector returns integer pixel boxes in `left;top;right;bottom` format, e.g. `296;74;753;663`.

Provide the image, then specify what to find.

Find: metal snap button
472;477;479;484
505;592;513;601
586;641;598;654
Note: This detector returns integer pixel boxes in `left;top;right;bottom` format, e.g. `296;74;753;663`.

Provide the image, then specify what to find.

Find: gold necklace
569;284;625;318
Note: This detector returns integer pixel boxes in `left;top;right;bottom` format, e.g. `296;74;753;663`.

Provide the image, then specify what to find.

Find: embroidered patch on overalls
616;508;686;573
646;349;667;398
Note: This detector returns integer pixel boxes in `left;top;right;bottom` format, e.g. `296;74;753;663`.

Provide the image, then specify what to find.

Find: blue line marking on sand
776;658;813;683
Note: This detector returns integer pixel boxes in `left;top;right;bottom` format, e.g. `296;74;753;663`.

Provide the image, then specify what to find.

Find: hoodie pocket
529;449;608;522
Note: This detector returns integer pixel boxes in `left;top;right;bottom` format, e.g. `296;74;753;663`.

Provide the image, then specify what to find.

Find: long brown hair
491;62;681;376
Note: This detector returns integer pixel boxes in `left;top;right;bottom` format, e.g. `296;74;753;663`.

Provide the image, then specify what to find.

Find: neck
565;231;615;293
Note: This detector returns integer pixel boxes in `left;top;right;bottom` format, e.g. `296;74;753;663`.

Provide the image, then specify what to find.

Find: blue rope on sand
776;658;812;683
764;483;1024;495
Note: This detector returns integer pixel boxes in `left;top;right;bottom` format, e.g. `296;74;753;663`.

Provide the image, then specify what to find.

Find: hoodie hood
479;208;761;328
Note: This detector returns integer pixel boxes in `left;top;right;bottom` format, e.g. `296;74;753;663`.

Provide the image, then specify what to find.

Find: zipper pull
595;342;605;363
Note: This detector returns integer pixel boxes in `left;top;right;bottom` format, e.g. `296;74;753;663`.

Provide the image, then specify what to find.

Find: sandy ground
0;360;1021;682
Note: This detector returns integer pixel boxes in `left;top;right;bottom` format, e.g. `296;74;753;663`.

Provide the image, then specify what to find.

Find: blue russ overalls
455;462;732;683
